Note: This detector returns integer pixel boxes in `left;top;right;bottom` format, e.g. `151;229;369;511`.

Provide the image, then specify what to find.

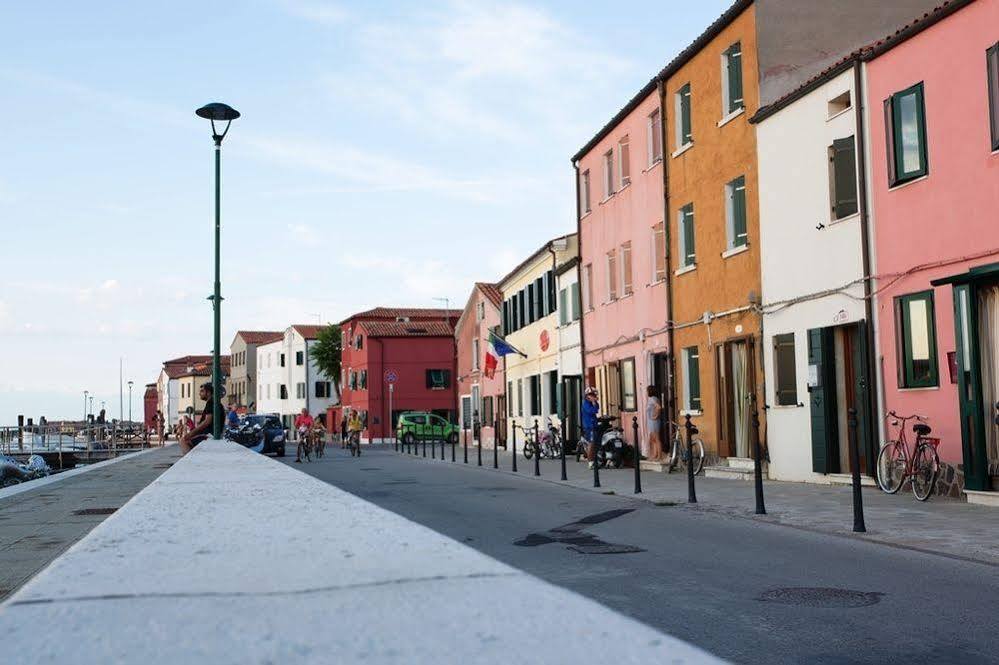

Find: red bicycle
876;411;940;501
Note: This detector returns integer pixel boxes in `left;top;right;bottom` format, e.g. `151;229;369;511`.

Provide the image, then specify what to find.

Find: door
652;353;670;443
717;339;754;458
979;285;999;479
954;285;990;490
562;376;582;447
849;321;874;474
496;395;508;448
808;327;838;474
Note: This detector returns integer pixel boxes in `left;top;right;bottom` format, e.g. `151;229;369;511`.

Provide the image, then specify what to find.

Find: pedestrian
156;410;166;442
645;385;663;462
581;387;600;468
340;414;348;448
179;382;220;455
226;406;240;430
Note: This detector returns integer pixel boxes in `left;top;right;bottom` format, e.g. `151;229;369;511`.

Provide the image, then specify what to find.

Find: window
675;83;692;148
508;381;514;416
315;381;331;398
582;264;594;311
266;384;271;399
606;249;618;301
896;291;939;388
988;44;999;150
280;384;288;400
570;282;581;321
359;370;367;390
546;371;559;415
652;221;666;282
526;283;536;325
682;347;701;412
647;108;663;164
580;169;591;214
603;149;615;198
828;90;851;119
559;288;569;326
620;241;633;296
483;396;494;427
534;276;545;320
517;378;524;416
725;176;747;250
426;369;451;390
773;333;797;406
296;350;304;366
619;358;637;411
296;382;305;399
528;375;541;416
722;42;744;115
472;338;480;370
355;335;363;350
678;203;695;268
618;135;631;188
519;289;527;327
476;301;486;322
829;136;858;220
885;82;928;186
280;353;285;367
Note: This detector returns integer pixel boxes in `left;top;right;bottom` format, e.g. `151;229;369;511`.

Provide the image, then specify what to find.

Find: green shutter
889;82;928;184
773;333;797;406
727;43;743;113
808;328;837;474
988;44;999;150
680;84;692;144
681;204;695;266
686;348;701;411
731;176;747;247
559;288;568;325
570;282;582;321
831;137;858;219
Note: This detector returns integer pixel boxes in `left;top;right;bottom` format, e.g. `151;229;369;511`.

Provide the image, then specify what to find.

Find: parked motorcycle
595;416;626;469
224;420;265;454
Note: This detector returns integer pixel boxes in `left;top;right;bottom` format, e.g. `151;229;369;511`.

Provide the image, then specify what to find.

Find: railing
0;422;153;464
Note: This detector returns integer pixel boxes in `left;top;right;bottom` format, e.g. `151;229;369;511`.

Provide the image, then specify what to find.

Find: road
284;444;998;664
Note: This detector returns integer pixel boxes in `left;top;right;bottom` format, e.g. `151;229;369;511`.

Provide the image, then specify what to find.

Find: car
396;412;459;446
241;414;287;457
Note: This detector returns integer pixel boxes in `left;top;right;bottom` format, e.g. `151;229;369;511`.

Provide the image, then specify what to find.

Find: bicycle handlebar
886;411;928;422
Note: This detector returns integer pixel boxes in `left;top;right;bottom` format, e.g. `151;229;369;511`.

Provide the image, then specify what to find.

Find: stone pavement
0;445;181;602
396;440;999;566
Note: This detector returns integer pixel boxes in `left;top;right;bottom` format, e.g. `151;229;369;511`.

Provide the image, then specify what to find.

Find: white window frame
602;150;615;199
674;84;692;149
681;347;700;413
620;241;633;296
582;264;593;311
725;177;747;251
605;250;617;302
580;169;591;214
647;108;663;166
618;135;631;188
472;338;480;371
678;204;695;268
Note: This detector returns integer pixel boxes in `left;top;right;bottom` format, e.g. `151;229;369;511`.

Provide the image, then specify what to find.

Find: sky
0;0;731;423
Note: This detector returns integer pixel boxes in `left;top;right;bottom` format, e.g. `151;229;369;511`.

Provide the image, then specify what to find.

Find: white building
254;325;339;435
157;355;212;429
755;63;877;483
555;256;583;443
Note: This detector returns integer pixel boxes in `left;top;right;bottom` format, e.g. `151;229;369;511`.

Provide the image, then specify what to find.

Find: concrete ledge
0;440;720;664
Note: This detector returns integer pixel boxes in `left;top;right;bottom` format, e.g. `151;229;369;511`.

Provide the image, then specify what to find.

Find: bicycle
348;430;361;457
313;426;326;458
876;411;940;501
295;427;313;463
665;420;705;476
523;420;562;460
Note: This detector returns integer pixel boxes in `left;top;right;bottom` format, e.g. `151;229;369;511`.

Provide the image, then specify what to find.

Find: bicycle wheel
876;443;906;494
523;441;534;459
911;443;939;501
690;438;705;475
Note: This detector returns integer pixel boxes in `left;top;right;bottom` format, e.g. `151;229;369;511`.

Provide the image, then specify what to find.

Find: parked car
396;412;459;446
240;414;287;457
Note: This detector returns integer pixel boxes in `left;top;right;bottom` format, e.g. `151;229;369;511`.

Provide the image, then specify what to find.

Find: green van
396;412;459;445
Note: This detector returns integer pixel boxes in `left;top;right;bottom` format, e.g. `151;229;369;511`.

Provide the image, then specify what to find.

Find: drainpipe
549;243;561;421
573;161;587;393
657;78;678;425
854;59;879;468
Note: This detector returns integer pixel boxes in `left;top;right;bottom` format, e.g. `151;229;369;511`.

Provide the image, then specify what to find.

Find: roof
476;283;503;308
175;356;231;379
750;0;973;124
291;324;325;340
163;354;212;367
235;330;283;345
496;233;576;290
340;307;461;325
358;320;455;338
571;0;752;163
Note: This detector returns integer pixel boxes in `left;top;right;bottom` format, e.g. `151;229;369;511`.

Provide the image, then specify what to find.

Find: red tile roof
236;330;284;345
476;283;503;308
167;356;231;379
340;307;461;325
291;324;325;340
163;354;213;367
359;320;455;338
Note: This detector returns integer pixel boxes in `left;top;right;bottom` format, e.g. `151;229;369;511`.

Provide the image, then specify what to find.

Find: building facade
157;355;212;428
866;0;999;500
573;85;670;458
143;383;158;432
253;325;337;433
455;283;506;449
227;330;282;411
176;356;230;420
555;258;584;445
499;235;578;443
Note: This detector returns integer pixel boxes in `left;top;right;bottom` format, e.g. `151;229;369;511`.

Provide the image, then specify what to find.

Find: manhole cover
568;543;645;554
73;507;118;516
385;480;417;485
758;587;882;608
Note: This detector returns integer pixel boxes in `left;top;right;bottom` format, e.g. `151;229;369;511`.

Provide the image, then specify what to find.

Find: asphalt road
283;444;998;664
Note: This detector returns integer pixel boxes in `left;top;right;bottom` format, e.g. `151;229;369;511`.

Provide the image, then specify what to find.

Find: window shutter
536;276;545;319
571;282;581;320
987;44;999;149
681;204;695;266
681;85;692;144
687;350;701;411
728;45;743;113
773;333;798;406
559;288;568;325
548;270;556;314
619;139;631;186
884;97;897;185
832;137;858;219
732;177;747;246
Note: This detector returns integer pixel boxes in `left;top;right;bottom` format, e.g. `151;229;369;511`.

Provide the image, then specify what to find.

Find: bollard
452;433;456;462
847;408;866;533
422;436;427;458
464;426;469;464
559;415;567;481
17;415;24;452
751;394;766;515
592;422;601;489
492;430;498;468
685;414;697;504
633;416;642;494
431;436;436;459
533;419;541;477
512;425;518;473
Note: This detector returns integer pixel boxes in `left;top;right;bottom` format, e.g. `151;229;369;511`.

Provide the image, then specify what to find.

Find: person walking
340;415;349;449
645;385;663;462
581;387;600;468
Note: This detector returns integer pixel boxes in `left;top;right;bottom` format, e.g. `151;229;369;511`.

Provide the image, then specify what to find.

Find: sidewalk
0;445;181;601
400;441;999;566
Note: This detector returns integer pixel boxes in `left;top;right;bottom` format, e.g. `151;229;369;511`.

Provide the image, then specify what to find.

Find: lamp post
196;102;240;439
83;390;89;441
127;381;134;425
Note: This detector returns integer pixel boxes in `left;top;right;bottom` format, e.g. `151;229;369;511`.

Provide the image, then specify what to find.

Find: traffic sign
385;369;399;384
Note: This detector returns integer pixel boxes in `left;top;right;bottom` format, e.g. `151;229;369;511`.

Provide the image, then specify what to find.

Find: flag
487;330;526;362
483;352;498;379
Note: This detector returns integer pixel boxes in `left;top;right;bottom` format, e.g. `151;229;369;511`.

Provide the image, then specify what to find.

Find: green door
850;321;874;474
953;285;989;491
808;328;838;474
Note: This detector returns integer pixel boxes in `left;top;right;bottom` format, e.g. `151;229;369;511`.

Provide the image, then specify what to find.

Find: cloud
279;0;349;25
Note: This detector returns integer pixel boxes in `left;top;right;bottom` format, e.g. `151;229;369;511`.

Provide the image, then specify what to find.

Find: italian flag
484;330;524;379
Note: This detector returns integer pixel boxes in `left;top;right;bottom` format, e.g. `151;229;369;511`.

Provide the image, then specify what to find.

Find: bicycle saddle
913;423;932;436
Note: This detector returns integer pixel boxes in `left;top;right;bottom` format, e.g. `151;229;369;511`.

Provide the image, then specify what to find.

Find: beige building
176;356;231;420
498;234;578;444
227;331;282;409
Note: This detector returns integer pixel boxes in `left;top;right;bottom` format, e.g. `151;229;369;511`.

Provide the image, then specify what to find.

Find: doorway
807;322;872;475
717;338;755;459
652;353;671;443
562;375;582;448
496;395;508;449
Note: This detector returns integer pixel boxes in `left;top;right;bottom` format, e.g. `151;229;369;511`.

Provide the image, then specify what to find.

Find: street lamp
196;102;240;439
83;390;89;439
127;380;134;425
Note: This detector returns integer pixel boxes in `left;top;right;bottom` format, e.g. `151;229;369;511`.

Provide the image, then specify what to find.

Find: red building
143;383;158;432
338;307;461;443
455;283;506;448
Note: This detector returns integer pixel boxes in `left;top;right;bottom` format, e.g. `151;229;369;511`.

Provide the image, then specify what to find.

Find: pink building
455;283;506;448
572;86;671;456
867;0;999;498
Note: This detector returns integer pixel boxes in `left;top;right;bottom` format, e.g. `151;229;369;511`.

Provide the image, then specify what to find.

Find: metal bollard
559;416;567;481
533;419;540;477
464;425;469;464
685;414;697;504
592;424;601;489
492;430;498;468
422;436;427;457
443;433;448;461
633;416;642;494
751;394;766;515
848;408;866;533
431;436;436;459
512;425;518;472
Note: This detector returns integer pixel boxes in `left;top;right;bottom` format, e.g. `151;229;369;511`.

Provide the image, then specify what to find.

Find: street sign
385;369;399;384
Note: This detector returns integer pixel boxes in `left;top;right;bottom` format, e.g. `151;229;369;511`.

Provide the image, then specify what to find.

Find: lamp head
196;103;240;121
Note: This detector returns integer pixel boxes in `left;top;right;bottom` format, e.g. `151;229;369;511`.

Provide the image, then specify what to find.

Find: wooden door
808;327;838;474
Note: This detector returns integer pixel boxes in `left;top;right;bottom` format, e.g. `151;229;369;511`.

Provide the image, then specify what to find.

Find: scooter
224;421;265;453
595;416;626;469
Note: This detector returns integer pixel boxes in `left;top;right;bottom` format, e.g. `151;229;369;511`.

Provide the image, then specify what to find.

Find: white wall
255;339;286;418
556;268;583;378
757;69;867;482
254;330;338;427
